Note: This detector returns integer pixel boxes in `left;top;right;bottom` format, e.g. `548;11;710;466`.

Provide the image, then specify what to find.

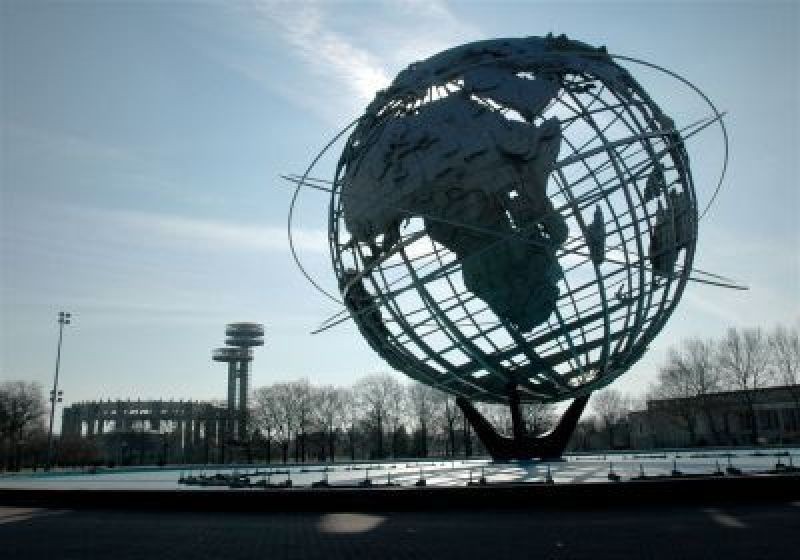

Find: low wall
1;474;798;513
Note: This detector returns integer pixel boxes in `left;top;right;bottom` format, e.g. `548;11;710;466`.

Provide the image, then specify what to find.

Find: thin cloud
4;202;327;256
385;0;482;63
200;1;481;123
1;121;228;208
89;207;328;255
251;1;390;104
1;121;139;164
682;289;748;326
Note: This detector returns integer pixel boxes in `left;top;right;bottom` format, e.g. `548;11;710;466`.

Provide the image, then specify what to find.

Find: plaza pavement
2;501;799;560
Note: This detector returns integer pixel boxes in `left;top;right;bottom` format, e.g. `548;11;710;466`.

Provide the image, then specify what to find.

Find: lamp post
46;311;71;470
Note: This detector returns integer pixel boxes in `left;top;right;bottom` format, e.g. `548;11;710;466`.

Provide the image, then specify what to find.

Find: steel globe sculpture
288;35;732;459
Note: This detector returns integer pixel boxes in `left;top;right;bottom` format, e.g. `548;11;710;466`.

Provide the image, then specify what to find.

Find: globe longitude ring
289;34;732;460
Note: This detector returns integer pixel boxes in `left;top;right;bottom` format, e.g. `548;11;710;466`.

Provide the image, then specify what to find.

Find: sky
1;0;798;419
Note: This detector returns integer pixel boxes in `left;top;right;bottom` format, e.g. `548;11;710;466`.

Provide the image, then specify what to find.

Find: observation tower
212;322;264;442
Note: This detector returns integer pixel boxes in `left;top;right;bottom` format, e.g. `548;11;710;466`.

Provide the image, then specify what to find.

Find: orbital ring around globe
286;35;730;406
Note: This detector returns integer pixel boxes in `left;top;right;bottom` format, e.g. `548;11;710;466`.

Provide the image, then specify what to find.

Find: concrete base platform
2;474;798;512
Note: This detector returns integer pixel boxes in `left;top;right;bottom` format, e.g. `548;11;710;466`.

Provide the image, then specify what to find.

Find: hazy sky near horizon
1;1;798;414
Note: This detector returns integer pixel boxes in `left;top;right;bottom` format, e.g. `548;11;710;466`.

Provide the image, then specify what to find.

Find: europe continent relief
341;68;569;332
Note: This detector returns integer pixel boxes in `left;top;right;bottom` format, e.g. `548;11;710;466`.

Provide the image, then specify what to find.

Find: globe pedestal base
457;390;589;461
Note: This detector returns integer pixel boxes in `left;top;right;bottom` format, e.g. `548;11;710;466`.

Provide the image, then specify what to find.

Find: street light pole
46;311;71;470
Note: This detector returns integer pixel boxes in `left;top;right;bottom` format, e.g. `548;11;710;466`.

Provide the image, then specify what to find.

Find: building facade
61;399;230;464
629;385;800;448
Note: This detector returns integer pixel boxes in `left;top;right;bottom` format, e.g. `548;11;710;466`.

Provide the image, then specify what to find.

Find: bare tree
407;382;441;457
0;390;9;459
0;381;46;470
684;338;724;444
314;385;345;462
290;380;313;462
252;385;282;463
384;381;408;458
591;389;630;449
476;402;512;436
340;388;362;461
768;323;800;412
442;395;462;457
653;362;698;444
716;327;771;443
521;401;557;436
1;385;38;468
267;382;300;463
408;382;435;457
354;373;404;459
653;338;722;444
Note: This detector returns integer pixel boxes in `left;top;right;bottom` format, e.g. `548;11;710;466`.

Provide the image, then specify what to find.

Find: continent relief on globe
340;68;569;332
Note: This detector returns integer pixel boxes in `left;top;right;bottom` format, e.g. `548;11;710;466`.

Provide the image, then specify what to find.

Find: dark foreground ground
2;501;799;560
